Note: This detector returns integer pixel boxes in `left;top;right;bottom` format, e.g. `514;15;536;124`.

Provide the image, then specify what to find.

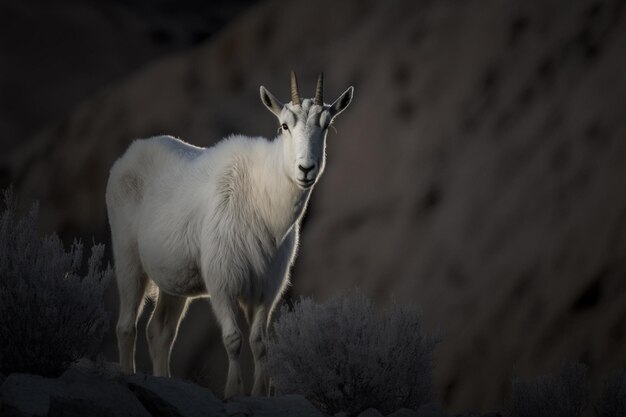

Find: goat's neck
253;139;311;243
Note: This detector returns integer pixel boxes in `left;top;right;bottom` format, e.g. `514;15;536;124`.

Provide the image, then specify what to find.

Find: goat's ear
329;86;354;118
260;86;283;118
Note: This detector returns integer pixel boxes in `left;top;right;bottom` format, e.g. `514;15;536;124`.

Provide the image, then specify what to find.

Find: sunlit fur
105;79;353;398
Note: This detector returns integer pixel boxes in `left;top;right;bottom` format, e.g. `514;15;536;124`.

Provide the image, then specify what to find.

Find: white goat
105;72;354;397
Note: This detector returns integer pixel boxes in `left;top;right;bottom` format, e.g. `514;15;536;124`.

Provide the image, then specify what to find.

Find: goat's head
260;71;354;190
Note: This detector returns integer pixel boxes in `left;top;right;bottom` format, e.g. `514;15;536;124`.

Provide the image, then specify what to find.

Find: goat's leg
212;295;244;398
250;305;269;396
146;291;187;377
115;255;148;374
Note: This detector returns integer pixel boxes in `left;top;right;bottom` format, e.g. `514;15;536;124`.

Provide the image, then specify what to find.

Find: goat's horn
290;70;301;106
314;72;324;105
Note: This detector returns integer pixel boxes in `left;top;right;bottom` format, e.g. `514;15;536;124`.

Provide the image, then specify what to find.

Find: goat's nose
298;164;315;175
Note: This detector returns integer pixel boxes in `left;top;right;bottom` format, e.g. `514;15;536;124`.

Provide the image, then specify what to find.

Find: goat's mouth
297;178;315;189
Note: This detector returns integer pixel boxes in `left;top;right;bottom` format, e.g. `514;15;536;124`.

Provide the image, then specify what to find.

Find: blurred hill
2;0;626;412
0;0;255;153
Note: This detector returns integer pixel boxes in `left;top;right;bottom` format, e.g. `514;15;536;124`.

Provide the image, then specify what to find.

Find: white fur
105;82;353;397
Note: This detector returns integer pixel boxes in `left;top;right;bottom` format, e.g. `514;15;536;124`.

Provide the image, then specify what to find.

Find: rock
333;412;349;417
1;371;326;417
224;400;252;417
226;395;324;417
1;403;30;417
60;357;123;384
454;411;479;417
386;408;418;417
47;396;125;417
0;373;151;417
454;411;501;417
126;373;226;417
358;408;385;417
415;403;450;417
1;374;69;417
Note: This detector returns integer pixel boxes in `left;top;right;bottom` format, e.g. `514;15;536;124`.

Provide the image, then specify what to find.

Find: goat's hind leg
115;249;148;374
147;291;188;377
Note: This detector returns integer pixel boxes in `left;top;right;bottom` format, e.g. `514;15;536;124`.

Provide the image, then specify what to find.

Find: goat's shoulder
202;134;274;177
217;133;279;166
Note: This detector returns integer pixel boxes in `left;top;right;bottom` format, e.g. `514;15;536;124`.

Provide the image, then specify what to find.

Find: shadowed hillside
2;0;625;412
0;0;255;153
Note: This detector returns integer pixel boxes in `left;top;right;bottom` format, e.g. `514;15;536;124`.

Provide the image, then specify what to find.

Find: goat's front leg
250;305;269;396
212;295;244;398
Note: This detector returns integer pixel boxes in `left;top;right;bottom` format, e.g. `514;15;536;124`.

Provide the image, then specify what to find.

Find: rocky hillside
0;0;255;153
2;0;626;412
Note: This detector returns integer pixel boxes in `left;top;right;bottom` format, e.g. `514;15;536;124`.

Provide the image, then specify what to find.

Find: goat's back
106;135;204;235
107;135;201;201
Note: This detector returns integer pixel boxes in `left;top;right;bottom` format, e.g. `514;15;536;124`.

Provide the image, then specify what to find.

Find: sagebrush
0;188;112;377
506;362;588;417
266;290;439;416
596;369;626;417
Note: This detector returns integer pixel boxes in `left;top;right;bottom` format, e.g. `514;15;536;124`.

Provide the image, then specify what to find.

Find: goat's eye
281;123;289;131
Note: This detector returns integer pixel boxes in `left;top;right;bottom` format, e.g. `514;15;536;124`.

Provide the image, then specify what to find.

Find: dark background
1;0;625;413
